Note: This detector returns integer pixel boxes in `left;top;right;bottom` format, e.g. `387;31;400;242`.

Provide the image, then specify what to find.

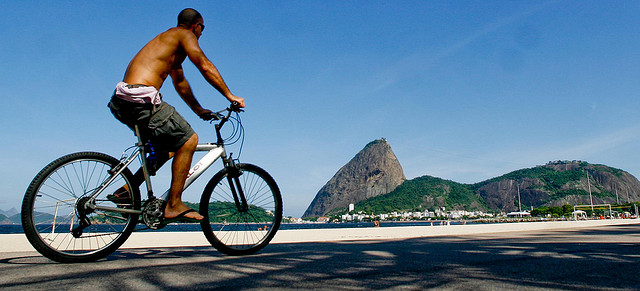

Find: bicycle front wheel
21;152;141;263
200;163;282;255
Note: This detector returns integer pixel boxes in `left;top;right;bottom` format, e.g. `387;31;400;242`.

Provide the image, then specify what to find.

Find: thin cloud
367;1;557;94
551;125;640;158
479;123;640;174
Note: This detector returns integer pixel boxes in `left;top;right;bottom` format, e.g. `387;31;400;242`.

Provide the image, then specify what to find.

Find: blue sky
1;1;640;217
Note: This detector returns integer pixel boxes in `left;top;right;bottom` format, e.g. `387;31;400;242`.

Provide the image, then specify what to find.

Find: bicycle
21;103;282;263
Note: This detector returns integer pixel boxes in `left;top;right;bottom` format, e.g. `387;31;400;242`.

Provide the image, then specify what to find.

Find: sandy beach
1;219;638;253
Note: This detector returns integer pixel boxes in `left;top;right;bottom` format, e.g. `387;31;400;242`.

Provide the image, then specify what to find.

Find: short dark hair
177;8;202;27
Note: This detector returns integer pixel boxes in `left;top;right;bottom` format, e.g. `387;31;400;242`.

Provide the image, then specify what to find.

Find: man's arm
170;65;212;119
179;31;245;107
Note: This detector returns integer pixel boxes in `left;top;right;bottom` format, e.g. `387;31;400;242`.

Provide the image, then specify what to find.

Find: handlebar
205;102;244;146
203;102;244;121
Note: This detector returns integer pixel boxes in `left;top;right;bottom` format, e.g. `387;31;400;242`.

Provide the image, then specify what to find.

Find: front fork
224;155;248;212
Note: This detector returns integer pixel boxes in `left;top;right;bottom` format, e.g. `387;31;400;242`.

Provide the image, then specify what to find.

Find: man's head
178;8;204;37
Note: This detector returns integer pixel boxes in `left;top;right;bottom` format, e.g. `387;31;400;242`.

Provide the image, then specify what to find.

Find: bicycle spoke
201;164;281;255
23;152;140;262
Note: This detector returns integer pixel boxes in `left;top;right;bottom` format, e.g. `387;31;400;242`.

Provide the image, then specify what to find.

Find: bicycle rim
201;163;282;255
22;152;140;263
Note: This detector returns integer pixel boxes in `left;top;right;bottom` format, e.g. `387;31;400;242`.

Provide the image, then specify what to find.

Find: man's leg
164;133;204;220
131;152;172;188
109;152;172;202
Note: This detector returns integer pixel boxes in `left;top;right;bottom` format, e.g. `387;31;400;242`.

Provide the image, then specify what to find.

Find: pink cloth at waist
114;82;162;105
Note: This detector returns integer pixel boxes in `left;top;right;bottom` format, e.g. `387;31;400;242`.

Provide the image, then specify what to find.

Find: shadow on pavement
1;224;638;290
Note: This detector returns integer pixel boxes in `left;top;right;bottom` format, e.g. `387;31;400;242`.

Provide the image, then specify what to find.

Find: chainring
142;198;166;230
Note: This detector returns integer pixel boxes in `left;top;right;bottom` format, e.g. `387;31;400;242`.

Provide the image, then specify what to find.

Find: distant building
506;211;531;217
288;217;303;223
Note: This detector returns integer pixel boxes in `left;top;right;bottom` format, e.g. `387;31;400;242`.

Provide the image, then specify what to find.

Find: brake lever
204;112;223;121
230;102;244;113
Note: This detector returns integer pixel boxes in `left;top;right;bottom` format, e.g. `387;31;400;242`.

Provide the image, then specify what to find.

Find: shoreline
1;219;638;253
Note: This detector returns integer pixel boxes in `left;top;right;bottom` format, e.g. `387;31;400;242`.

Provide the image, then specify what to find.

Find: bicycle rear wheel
21;152;141;263
200;163;282;255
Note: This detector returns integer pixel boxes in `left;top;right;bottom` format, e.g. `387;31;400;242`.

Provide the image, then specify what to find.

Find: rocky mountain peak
303;139;406;218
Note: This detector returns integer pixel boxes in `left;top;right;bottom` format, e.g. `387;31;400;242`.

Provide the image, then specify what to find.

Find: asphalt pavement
1;223;639;290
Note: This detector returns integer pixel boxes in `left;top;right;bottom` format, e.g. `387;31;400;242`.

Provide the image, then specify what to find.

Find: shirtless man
108;8;244;221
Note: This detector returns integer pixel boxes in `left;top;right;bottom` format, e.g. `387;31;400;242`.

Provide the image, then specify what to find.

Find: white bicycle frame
90;142;228;215
88;103;244;216
161;143;226;199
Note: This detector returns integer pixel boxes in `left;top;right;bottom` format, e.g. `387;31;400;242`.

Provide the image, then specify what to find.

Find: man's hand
195;108;214;120
227;94;245;108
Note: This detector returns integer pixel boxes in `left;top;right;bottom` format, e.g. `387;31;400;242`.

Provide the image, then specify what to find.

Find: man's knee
183;133;198;149
174;133;198;156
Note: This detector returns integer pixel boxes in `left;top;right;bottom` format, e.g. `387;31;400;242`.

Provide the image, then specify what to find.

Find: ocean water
0;220;465;234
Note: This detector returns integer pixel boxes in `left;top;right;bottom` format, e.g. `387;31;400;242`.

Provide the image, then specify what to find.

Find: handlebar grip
230;102;244;113
202;112;222;121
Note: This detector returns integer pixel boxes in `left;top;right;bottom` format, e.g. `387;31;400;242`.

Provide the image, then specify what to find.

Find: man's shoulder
159;27;194;41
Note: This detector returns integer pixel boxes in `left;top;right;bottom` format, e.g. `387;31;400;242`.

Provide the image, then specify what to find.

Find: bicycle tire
200;163;282;255
21;152;141;263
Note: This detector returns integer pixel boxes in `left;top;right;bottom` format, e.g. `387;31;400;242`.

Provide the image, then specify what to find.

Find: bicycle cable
230;111;245;160
120;145;139;163
211;110;245;160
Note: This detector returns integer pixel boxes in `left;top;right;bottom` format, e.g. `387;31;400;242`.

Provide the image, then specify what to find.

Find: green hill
330;175;488;215
331;161;640;215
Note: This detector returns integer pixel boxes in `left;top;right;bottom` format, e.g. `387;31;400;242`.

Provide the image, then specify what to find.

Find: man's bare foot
164;202;204;220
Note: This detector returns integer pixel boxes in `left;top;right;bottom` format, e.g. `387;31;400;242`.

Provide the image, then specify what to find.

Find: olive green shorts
108;96;195;152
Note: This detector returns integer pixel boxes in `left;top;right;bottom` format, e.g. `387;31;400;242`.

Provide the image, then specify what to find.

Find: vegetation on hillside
474;161;589;191
530;204;575;217
531;202;640;217
328;161;636;217
335;175;487;215
474;161;623;202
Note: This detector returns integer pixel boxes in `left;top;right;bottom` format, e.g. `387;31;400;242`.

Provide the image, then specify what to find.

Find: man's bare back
123;23;244;109
123;27;194;90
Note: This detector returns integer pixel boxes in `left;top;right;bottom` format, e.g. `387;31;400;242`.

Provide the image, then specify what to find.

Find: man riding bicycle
108;8;244;221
